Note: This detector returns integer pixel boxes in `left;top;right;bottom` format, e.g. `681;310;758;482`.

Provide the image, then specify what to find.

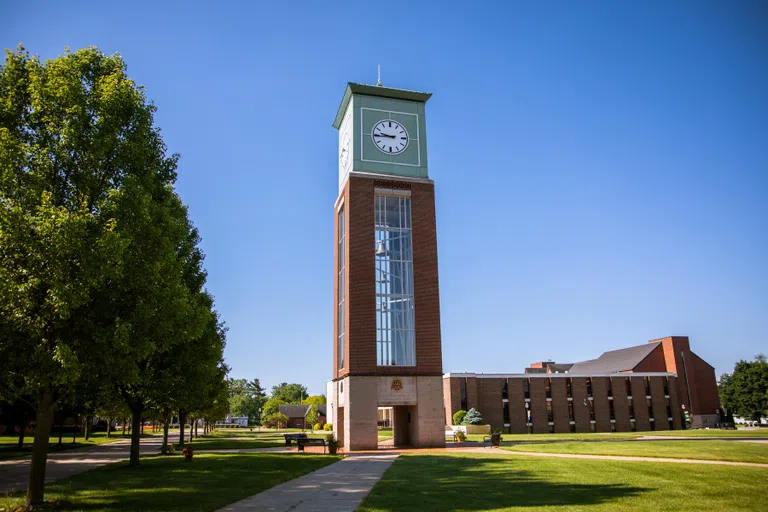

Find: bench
297;437;326;454
283;433;308;446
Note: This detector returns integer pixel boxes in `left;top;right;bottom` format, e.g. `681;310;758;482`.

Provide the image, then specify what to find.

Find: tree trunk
179;411;186;448
162;421;170;455
84;415;91;441
129;409;143;467
107;418;112;438
26;391;55;506
141;419;144;435
57;414;63;446
189;418;194;443
122;418;126;436
17;411;27;450
194;419;198;439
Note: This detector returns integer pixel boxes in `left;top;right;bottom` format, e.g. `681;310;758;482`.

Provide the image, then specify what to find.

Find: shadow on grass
2;453;340;511
359;455;647;511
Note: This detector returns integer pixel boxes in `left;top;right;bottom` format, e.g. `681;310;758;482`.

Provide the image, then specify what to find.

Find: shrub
452;410;467;425
462;408;483;425
323;423;333;431
262;412;289;429
313;423;322;431
455;430;467;442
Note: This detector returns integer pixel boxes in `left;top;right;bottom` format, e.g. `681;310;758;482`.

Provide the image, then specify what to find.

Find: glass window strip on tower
375;194;415;366
338;208;345;369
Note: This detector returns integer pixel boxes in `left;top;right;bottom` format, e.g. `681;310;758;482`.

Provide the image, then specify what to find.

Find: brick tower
328;83;445;450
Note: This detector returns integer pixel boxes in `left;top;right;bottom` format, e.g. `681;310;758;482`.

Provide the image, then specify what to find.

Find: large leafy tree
271;383;308;404
719;355;768;422
0;46;179;505
228;378;267;425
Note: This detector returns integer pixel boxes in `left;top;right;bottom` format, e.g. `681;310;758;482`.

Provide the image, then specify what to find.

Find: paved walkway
218;453;399;512
0;436;164;494
470;448;768;468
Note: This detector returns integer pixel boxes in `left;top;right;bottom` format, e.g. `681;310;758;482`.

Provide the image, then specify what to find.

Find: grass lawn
174;432;328;451
378;428;393;441
502;440;768;464
0;452;341;511
465;428;768;444
0;432;126;460
357;452;768;512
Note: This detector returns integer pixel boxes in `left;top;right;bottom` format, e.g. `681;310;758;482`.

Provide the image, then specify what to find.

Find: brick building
443;336;720;433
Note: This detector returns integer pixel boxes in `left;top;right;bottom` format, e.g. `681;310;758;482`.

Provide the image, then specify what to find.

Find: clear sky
3;1;766;396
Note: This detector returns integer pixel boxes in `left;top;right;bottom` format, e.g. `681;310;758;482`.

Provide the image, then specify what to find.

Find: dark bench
283;433;308;446
297;437;326;453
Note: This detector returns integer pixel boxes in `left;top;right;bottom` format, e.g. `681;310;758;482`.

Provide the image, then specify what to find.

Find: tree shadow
359;454;648;510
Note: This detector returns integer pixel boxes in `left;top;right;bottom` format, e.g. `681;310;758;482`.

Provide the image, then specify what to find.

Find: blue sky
3;1;766;395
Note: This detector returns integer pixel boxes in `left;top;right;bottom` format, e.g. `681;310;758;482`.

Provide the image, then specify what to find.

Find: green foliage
228;378;267;424
452;410;467;425
462;408;483;425
306;404;319;428
270;383;308;404
323;423;333;431
719;355;768;422
262;412;289;429
262;397;286;418
325;434;338;448
302;395;327;405
455;430;467;442
313;423;321;431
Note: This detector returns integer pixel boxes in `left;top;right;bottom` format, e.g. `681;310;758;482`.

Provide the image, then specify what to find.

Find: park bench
297;437;326;453
283;433;308;446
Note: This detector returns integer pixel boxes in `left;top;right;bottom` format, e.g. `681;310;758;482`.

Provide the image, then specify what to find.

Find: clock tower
329;83;445;450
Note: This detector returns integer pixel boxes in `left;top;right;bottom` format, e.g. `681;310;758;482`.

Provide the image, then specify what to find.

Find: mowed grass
0;432;125;460
503;439;768;464
357;452;768;512
174;432;328;451
464;428;768;443
0;453;341;511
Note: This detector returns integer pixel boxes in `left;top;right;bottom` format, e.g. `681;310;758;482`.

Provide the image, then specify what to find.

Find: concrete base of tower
330;375;446;451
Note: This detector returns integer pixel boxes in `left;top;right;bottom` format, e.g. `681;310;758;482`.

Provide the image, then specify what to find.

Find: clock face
372;119;409;155
339;130;350;167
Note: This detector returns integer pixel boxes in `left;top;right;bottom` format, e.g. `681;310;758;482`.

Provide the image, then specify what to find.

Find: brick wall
529;378;548;433
592;377;612;432
691;352;720;415
507;379;527;434
630;377;651;431
334;176;443;379
668;376;683;429
649;376;669;430
611;377;632;432
551;378;570;433
571;378;590;433
477;379;503;430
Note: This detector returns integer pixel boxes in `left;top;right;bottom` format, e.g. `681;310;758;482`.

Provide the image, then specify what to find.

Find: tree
263;412;289;429
306;404;319;431
229;377;267;425
462;408;484;425
262;397;286;418
0;46;184;505
452;410;467;425
271;383;308;404
302;395;326;405
719;355;768;422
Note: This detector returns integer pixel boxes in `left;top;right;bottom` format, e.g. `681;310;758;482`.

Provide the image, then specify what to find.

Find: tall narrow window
523;379;530;399
546;401;553;423
568;401;574;421
337;208;345;369
375;195;415;366
503;402;510;424
645;377;651;397
545;379;552;399
502;380;508;400
607;378;613;398
460;378;468;411
566;378;572;398
586;378;593;398
625;378;632;398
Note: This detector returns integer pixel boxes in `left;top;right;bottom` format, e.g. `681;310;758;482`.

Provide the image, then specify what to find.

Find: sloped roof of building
278;404;328;418
568;343;660;373
548;363;574;373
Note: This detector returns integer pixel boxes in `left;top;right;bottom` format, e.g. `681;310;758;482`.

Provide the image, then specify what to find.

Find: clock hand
374;133;396;138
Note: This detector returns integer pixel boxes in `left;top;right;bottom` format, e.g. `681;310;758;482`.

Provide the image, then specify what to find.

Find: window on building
666;398;672;421
645;377;651;397
607;378;613;398
568;401;574;422
375;194;415;366
460;378;468;411
502;380;508;400
664;378;670;396
548;423;555;433
588;399;595;421
337;208;345;370
628;398;635;421
590;421;596;433
523;379;530;399
586;378;593;398
625;377;632;398
546;401;553;423
526;404;532;425
545;379;552;399
503;402;510;424
566;378;572;398
647;397;654;421
570;422;576;433
609;399;615;421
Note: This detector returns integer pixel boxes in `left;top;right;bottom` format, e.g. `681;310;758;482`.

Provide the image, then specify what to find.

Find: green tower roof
332;82;432;129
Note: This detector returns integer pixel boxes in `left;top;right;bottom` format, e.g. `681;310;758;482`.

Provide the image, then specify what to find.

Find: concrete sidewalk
218;453;399;512
0;436;164;494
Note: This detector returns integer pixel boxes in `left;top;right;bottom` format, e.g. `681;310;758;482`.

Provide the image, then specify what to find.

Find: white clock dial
340;130;350;167
372;119;409;155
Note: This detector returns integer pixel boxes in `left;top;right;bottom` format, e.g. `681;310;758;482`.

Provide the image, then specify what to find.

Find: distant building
216;413;248;427
278;404;327;429
443;336;720;433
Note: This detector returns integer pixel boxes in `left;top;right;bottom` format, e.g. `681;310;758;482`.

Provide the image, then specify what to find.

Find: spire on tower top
377;64;382;86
